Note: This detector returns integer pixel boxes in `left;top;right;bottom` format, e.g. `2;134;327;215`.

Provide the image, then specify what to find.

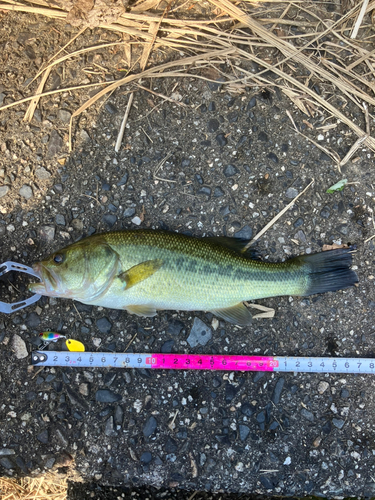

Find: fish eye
53;253;65;264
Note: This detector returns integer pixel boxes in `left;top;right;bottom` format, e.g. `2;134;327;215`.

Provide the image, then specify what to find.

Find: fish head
29;237;120;301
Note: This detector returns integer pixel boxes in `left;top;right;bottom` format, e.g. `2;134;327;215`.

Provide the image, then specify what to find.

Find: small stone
143;416;157;437
214;187;224;197
37;430;49;444
256;411;265;423
131;216;142;225
332;418;345;429
223;164;238;177
117;173;128;186
165;437;178;453
258;131;268;142
208;102;216;111
301;409;314;422
247;96;256;110
227;111;238;123
35;167;52;180
239;424;250;441
215;133;228;147
105;416;116;436
198;186;211;196
0;449;15;456
12;334;28;359
341;388;350;398
260;476;274;489
58;110;72;123
47;130;63;157
0;457;13;469
39;226;55;242
95;389;121;403
140;452;152;464
267;152;279;163
124;207;136;217
26;312;40;329
225;383;237;403
285;187;298;199
102;214;117;227
235;225;252;240
241;402;253;417
320;206;330;219
55;214;66;226
235;462;244;472
96;317;112;334
293;217;304;228
19;184;33;200
207;119;219;133
167;319;184;335
0;186;9;198
317;381;329;394
187;318;212;348
105;103;118;114
80;129;90;142
161;339;175;353
272;377;285;404
283;456;291;465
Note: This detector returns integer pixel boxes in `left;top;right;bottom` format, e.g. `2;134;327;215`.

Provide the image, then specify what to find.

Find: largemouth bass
29;230;358;325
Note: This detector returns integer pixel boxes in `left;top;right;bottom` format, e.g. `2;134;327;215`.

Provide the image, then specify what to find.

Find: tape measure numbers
31;351;375;374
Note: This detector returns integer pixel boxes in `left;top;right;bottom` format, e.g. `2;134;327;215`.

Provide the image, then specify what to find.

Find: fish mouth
29;263;61;297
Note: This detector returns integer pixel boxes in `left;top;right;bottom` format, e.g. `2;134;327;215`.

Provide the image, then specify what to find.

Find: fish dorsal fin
126;305;157;317
118;259;163;290
211;303;252;325
205;236;259;259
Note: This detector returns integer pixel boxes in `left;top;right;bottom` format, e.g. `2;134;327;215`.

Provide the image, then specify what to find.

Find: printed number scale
31;351;375;374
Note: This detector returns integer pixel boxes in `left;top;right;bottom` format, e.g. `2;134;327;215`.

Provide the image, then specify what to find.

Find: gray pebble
124;207;136;217
225;383;237;403
167;319;184;335
95;389;121;403
19;184;33;200
26;312;40;329
187;318;212;347
320;206;330;218
293;217;304;228
272;377;285;404
55;214;66;226
207;118;219;133
260;476;274;489
80;129;90;142
39;225;55;242
258;131;268;142
104;416;116;436
114;405;124;426
0;449;15;456
285;187;298;198
267;152;279;163
235;225;252;240
241;402;253;417
102;214;117;227
161;339;175;353
223;164;238;177
47;130;63;157
117;173;128;186
143;416;157;437
337;224;348;235
341;388;350;398
198;186;211;196
215;133;227;147
214;187;224;197
105;103;118;115
247;96;256;110
140;451;152;464
37;430;49;444
35;167;52;180
301;408;314;422
0;457;14;469
239;424;250;441
96;317;112;334
0;186;9;198
332;418;345;429
58;109;72;123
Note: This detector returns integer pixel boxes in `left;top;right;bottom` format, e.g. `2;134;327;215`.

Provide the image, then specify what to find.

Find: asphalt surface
0;10;375;498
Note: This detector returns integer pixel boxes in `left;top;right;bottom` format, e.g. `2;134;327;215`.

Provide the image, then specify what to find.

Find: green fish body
30;230;358;325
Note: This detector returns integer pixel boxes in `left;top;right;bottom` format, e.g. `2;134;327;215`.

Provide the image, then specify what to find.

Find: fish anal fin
126;305;158;317
118;259;163;290
211;303;252;325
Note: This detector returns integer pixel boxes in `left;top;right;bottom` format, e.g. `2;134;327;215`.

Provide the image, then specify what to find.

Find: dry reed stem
23;66;51;122
115;92;134;152
244;179;315;249
351;0;369;39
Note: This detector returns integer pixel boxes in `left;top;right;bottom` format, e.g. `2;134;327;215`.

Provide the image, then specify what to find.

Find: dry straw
0;0;374;157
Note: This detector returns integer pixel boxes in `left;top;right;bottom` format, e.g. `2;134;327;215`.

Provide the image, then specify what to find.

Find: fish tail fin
293;247;358;296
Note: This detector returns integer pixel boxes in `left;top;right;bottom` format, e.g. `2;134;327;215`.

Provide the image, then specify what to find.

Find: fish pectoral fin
126;305;158;317
211;303;252;325
118;259;163;290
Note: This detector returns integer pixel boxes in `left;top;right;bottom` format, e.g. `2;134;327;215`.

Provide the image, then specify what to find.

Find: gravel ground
1;9;375;499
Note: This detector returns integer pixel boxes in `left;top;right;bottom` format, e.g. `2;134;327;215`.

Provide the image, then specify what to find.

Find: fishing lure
39;331;66;343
